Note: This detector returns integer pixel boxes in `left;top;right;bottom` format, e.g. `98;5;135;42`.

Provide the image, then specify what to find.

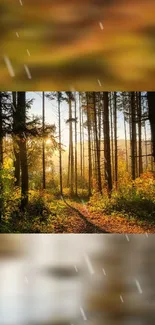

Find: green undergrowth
0;190;69;233
89;172;155;223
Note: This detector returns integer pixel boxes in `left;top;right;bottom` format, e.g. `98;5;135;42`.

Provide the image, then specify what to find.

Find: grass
0;190;69;233
1;172;155;233
89;172;155;225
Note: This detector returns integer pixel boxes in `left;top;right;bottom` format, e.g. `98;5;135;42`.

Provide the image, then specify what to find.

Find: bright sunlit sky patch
26;92;150;147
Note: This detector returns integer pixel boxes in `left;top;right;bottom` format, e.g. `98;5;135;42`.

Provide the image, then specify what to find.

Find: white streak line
98;79;102;87
120;295;124;303
125;234;129;242
19;0;23;6
24;276;28;284
135;279;142;294
74;265;78;272
11;103;16;112
16;32;19;38
27;49;30;56
102;268;106;275
4;56;15;77
80;307;87;321
23;132;26;139
24;64;32;79
99;22;104;30
84;254;94;274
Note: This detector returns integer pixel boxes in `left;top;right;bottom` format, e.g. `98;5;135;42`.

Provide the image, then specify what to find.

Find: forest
0;91;155;233
1;0;155;90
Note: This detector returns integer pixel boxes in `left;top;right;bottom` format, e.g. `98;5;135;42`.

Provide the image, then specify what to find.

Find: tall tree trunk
17;92;28;210
103;92;112;194
113;92;118;189
58;92;63;196
93;92;102;194
42;92;46;189
74;93;78;196
98;93;101;169
147;92;155;162
123;94;128;172
93;115;97;185
110;93;114;182
79;93;83;185
144;122;148;170
86;93;92;196
124;115;128;172
91;124;95;185
131;92;136;180
142;97;148;170
135;94;138;177
69;93;74;195
67;146;70;187
137;92;143;176
82;105;85;193
12;91;20;187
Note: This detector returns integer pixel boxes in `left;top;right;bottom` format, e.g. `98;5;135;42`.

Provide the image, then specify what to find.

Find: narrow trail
63;197;109;233
60;197;154;234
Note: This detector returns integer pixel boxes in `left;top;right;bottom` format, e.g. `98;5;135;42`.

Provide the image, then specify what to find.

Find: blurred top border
0;0;155;91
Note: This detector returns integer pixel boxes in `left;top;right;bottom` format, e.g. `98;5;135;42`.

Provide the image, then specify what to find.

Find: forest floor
1;192;155;233
62;198;155;234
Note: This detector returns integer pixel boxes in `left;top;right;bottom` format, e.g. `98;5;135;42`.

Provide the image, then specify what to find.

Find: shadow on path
63;197;109;233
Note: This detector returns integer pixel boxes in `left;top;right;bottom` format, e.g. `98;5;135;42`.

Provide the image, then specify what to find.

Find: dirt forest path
62;198;155;234
63;198;109;233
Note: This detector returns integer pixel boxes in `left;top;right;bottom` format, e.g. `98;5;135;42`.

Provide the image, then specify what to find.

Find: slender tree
122;94;129;172
58;92;63;196
74;93;78;196
86;93;92;196
79;93;83;183
137;92;143;175
67;143;71;187
147;92;155;162
110;93;114;182
17;92;28;210
97;93;102;170
103;92;112;194
130;92;136;180
93;92;102;194
82;103;85;193
91;119;95;184
113;92;118;188
12;91;20;186
68;92;74;195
